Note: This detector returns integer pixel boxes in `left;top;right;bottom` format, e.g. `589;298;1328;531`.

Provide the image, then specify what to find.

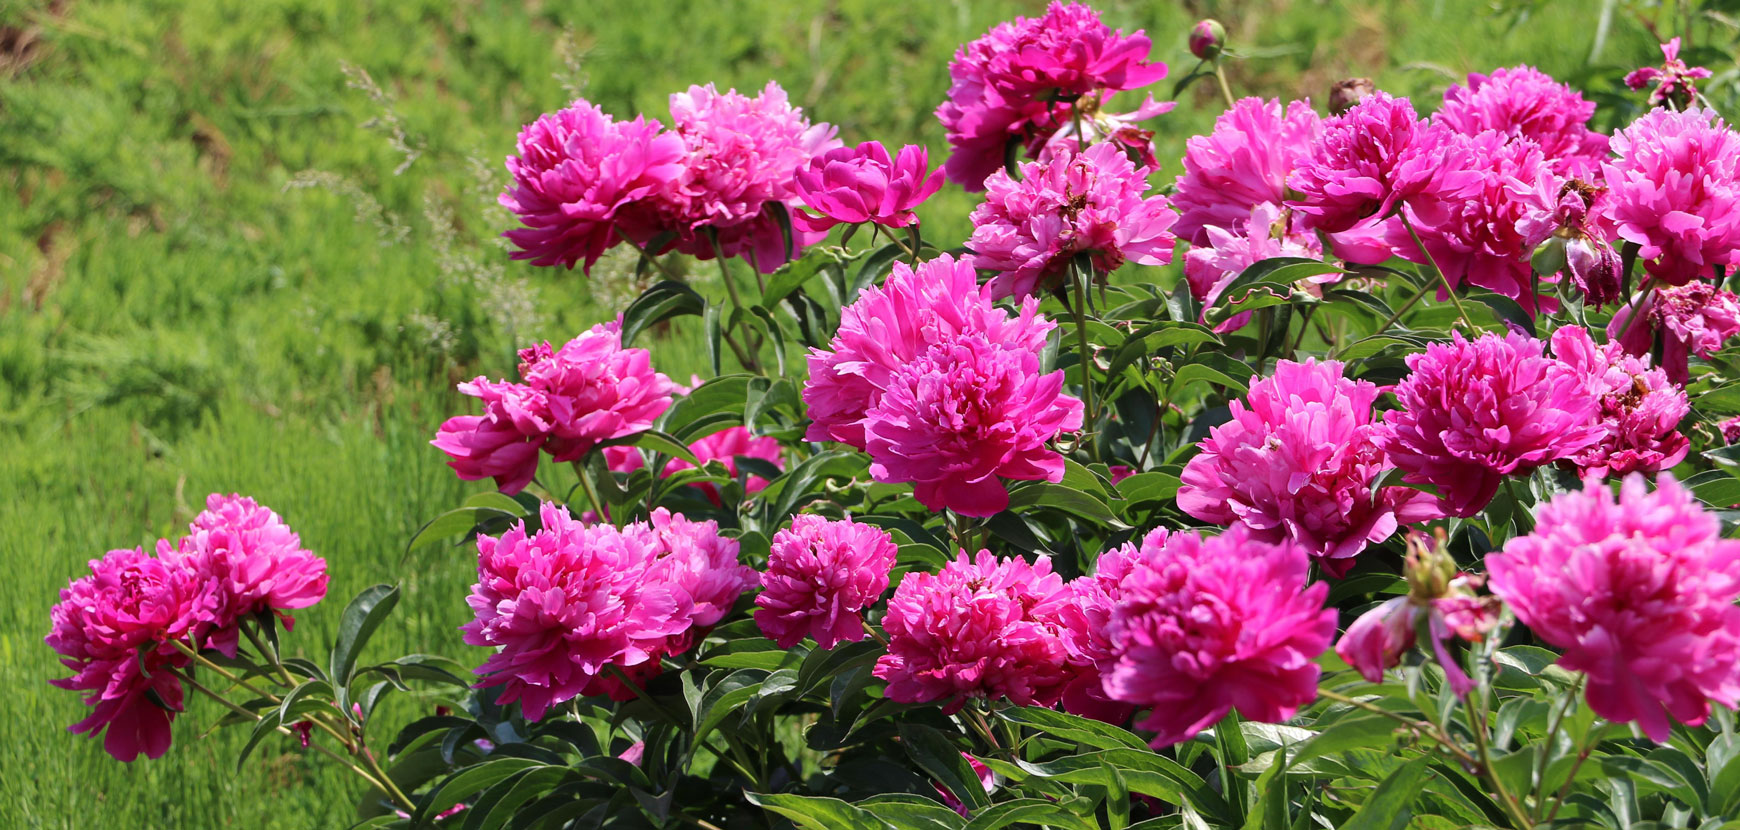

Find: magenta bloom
1376;332;1603;517
1172;97;1322;245
804;254;1054;450
793;141;943;233
1551;326;1689;478
1287;93;1481;233
463;504;752;719
1625;38;1714;110
874;550;1074;711
1102;525;1336;748
1183;203;1330;333
1056;544;1145;723
1178;359;1438;577
1434;66;1608;176
1610;281;1740;384
968;142;1178;301
937;1;1171;190
754;514;898;649
500;102;687;272
1601;107;1740;286
171;494;328;655
864;334;1083;517
1488;475;1740;742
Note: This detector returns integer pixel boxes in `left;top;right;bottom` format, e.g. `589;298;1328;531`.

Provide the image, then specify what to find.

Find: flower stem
572;459;611;525
1068;259;1100;461
1212;61;1237;110
860;619;890;647
1461;690;1535;830
615;226;684;282
1314;687;1479;768
1399;210;1476;332
1366;277;1437;342
707;230;764;374
241;621;296;688
1530;677;1584;821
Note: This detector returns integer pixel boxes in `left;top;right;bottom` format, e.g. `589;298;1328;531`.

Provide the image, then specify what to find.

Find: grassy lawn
0;0;1669;825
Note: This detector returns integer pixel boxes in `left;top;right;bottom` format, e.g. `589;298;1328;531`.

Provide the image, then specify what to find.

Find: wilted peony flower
803;254;1054;450
1434;65;1608;177
1609;281;1740;384
936;1;1171;190
1518;178;1623;308
1488;474;1740;742
1183;203;1331;333
968;142;1178;301
863;334;1083;517
1287;93;1481;234
874;550;1075;711
1601;107;1740;286
1171;97;1323;246
1335;531;1497;693
1376;331;1603;517
1624;38;1714;110
1178;359;1438;577
500;102;687;273
1551;326;1689;478
1102;525;1336;748
754;514;898;649
463;504;752;719
793;141;943;233
168;494;329;656
1327;77;1376;116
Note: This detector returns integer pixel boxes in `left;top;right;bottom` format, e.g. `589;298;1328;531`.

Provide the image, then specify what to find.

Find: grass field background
0;0;1685;825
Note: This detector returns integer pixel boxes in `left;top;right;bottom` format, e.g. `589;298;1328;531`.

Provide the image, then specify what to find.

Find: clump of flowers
793;141;943;233
1434;65;1607;177
1171;97;1322;245
1336;530;1498;693
463;503;753;718
1102;525;1336;748
874;550;1074;711
1609;280;1740;384
1488;474;1740;742
433;320;676;494
169;494;329;656
1375;331;1603;517
1287;93;1480;234
1624;37;1713;110
967;142;1178;301
1178;359;1437;577
1601;107;1740;286
1551;326;1689;478
936;1;1171;190
754;514;899;649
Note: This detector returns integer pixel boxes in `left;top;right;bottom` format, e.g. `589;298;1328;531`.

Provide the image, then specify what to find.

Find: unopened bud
1329;77;1377;116
1402;529;1455;601
1189;19;1226;61
1530;235;1568;278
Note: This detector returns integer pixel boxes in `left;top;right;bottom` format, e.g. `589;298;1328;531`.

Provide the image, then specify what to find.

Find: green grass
0;0;1694;826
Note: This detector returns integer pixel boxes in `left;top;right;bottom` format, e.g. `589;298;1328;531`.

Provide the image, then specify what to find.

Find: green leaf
1005;483;1127;528
692;669;764;747
745;792;893;830
1467;291;1535;336
276;679;334;726
961;799;1100;830
1202;257;1344;327
1685;470;1740;507
662;375;753;441
1106;321;1221;379
1290;711;1401;767
1017;749;1231;822
329;584;400;712
1692;382;1740;415
899;724;991;813
1340;755;1433;830
852;242;904;297
417;758;548;826
1115;472;1182;505
235;708;283;771
626;429;701;467
996;707;1149;751
405;505;519;555
759;450;864;526
761;253;828;309
620;280;705;346
857;794;967;830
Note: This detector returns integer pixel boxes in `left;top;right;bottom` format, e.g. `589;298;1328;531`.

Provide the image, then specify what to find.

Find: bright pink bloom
1179;359;1438;577
1376;332;1603;518
170;494;328;655
1102;526;1336;748
669;427;783;505
754;515;898;649
1551;326;1690;478
1488;474;1740;742
1056;544;1144;723
1601;107;1740;286
1183;203;1331;333
1625;38;1714;110
874;550;1074;710
1609;280;1740;384
500;102;686;272
1173;97;1322;245
1435;66;1607;176
1287;93;1481;233
1723;417;1740;444
462;504;752;719
968;142;1177;301
937;1;1171;190
803;255;1054;450
863;334;1083;517
793;141;943;233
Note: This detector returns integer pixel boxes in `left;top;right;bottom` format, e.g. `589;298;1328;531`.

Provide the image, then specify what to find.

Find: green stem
1399;210;1476;332
241;621;295;688
1365;277;1437;342
706;230;763;374
860;619;889;647
1530;678;1584;821
1461;690;1534;830
615;226;683;282
1069;260;1099;461
1212;61;1237;109
1544;722;1611;824
572;459;610;525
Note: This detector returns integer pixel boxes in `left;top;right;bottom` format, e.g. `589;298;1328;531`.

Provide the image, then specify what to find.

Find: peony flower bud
1189;19;1225;61
1529;234;1568;279
1328;77;1376;115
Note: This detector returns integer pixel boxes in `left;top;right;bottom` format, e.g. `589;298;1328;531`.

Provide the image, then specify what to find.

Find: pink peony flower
1609;280;1740;384
1375;331;1603;518
863;334;1083;517
1172;97;1322;245
669;427;783;505
874;550;1075;710
803;254;1055;450
462;504;752;719
500;102;687;272
1183;203;1331;333
1488;474;1740;742
1624;38;1714;110
1601;107;1740;286
1178;359;1439;577
968;142;1178;301
1102;525;1336;748
1550;326;1689;478
793;141;943;233
1055;544;1144;723
936;1;1171;190
169;494;328;655
754;514;898;649
1434;65;1608;177
1723;416;1740;444
1287;93;1481;234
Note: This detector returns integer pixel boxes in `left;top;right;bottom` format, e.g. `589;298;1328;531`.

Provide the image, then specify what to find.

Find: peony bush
46;4;1740;828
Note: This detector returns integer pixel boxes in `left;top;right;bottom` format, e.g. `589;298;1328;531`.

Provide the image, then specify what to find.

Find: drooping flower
1287;93;1481;234
1550;326;1690;478
168;494;328;655
1183;203;1331;334
803;254;1054;450
793;141;943;233
968;142;1177;301
1488;474;1740;742
863;333;1083;517
937;1;1171;190
1624;38;1714;110
462;503;752;719
1172;97;1323;245
1518;178;1623;308
1335;531;1497;693
1601;107;1740;286
754;515;898;649
1375;331;1603;517
874;550;1075;710
1178;359;1439;577
1102;525;1336;748
1609;280;1740;384
500;102;687;272
1434;65;1608;177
